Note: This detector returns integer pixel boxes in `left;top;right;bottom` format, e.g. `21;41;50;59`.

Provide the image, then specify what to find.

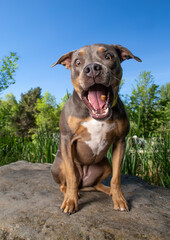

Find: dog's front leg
110;139;129;211
60;137;78;214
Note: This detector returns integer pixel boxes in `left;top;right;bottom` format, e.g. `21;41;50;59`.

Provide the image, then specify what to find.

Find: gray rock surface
0;161;169;240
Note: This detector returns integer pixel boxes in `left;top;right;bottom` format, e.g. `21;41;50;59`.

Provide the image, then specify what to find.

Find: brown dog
51;44;141;214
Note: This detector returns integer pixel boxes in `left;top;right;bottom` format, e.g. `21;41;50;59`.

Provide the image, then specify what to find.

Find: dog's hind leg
93;157;111;195
81;157;112;195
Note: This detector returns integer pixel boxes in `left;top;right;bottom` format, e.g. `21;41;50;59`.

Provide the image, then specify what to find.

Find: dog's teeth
88;96;91;103
92;109;97;114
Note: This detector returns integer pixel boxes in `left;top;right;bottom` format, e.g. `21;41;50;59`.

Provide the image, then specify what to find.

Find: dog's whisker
111;73;121;81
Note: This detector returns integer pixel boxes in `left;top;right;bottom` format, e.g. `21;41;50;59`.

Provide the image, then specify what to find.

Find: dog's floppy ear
51;51;75;69
113;45;142;63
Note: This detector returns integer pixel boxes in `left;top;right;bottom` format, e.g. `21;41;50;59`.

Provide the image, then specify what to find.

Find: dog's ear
113;45;142;63
51;51;74;69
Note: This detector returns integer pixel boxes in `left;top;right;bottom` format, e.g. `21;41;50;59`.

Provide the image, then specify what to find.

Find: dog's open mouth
82;84;113;120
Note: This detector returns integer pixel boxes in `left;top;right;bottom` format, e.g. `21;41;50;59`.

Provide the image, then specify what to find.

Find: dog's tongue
88;84;106;110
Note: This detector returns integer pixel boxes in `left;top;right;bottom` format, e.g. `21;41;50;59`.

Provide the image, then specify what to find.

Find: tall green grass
0;128;169;189
122;135;169;188
0;127;59;166
0;132;25;166
22;127;59;163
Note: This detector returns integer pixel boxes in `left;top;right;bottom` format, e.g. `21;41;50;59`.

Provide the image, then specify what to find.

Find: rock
0;161;169;240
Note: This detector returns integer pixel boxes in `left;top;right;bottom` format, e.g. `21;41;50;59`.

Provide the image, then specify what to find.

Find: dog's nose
84;63;102;78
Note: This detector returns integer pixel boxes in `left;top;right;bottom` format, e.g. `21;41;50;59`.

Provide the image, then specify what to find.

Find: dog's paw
60;194;78;214
111;188;129;212
113;198;129;212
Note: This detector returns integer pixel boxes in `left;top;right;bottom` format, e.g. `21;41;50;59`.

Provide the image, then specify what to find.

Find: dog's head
51;44;141;120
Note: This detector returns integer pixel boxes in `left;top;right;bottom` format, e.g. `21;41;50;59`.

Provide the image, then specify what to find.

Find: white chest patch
81;119;115;156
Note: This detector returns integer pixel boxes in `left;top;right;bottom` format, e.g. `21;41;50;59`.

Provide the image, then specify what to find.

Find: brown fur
51;44;141;214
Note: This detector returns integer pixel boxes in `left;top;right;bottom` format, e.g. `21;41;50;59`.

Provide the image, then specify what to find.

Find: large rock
0;161;169;240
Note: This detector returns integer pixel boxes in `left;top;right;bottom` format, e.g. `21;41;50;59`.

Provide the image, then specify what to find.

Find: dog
51;44;141;214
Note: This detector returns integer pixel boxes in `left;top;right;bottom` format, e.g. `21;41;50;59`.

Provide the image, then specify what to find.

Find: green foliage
0;89;70;166
0;71;169;189
34;92;59;134
0;127;59;166
122;134;170;188
126;71;169;137
33;90;71;137
22;127;59;164
0;93;18;133
12;87;42;137
0;52;19;92
106;134;170;188
160;83;170;100
158;83;170;133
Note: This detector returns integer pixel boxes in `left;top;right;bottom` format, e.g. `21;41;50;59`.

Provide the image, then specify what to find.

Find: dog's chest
81;119;115;156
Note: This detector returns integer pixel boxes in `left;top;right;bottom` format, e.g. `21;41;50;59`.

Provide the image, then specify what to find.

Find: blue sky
1;0;170;103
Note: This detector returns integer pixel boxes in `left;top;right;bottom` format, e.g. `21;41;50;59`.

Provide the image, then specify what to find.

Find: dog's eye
105;53;112;60
75;59;81;66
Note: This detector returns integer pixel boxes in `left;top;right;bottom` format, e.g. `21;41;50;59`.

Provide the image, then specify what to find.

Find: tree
35;91;59;133
0;52;19;93
160;83;170;100
0;93;18;133
126;71;161;137
12;87;42;137
158;83;170;133
34;91;71;134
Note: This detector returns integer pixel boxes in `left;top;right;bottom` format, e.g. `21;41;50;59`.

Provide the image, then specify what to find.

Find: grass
122;134;170;188
0;128;169;189
106;134;170;188
0;127;59;166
